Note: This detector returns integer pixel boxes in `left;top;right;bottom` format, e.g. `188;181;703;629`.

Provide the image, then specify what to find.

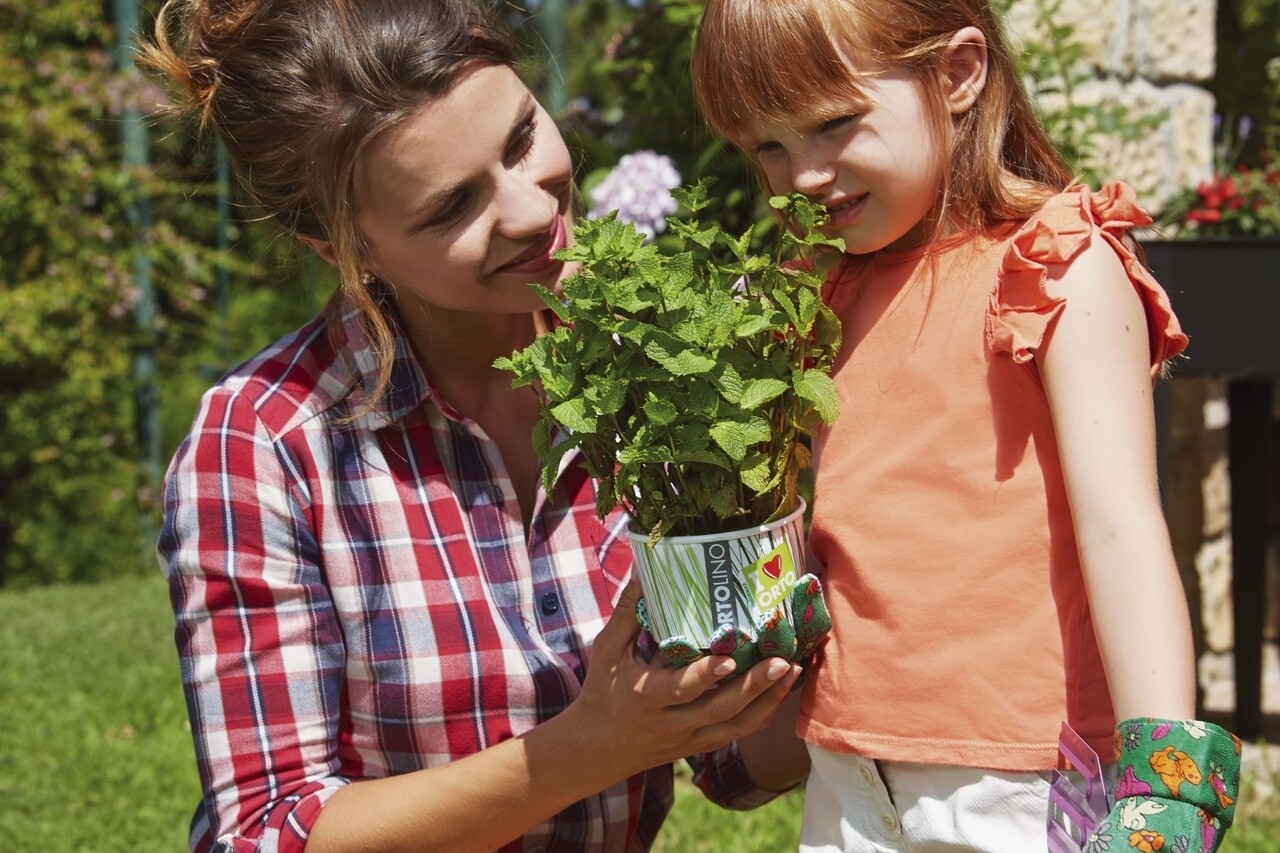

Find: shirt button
540;592;560;616
881;811;899;833
859;764;876;785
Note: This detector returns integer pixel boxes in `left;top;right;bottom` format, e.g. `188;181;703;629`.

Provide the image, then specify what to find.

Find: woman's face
354;64;574;317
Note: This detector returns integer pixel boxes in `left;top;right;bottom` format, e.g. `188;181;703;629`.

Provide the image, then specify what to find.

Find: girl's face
354;64;574;317
736;64;947;255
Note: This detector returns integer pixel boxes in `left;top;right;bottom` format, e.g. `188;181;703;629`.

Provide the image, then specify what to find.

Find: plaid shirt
158;294;778;853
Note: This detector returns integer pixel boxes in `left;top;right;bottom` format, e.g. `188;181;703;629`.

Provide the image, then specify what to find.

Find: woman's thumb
597;578;644;651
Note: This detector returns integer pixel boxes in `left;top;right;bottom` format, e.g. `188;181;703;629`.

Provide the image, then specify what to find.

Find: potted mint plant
496;182;841;668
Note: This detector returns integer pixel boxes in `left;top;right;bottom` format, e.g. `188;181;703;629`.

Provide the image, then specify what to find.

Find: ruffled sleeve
986;182;1188;375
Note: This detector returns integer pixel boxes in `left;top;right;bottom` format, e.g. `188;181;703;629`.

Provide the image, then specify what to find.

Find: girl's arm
306;582;801;853
734;688;811;791
1037;237;1196;721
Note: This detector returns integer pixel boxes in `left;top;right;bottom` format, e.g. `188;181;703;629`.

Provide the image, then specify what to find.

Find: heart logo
762;554;782;580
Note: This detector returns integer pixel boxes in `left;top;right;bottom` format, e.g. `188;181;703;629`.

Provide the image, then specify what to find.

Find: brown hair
138;0;515;409
692;0;1074;242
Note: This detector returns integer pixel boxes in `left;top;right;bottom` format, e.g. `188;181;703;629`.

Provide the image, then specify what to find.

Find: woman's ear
940;26;988;115
296;234;339;267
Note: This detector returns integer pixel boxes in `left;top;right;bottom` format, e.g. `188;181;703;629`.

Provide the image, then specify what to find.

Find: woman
142;1;808;850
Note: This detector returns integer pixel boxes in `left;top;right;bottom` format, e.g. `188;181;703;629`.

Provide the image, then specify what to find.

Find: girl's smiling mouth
823;193;869;229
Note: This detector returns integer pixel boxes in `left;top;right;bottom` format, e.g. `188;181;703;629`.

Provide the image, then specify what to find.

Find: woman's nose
495;172;560;240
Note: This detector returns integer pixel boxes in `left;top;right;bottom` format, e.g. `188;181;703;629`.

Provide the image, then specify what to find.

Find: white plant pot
627;499;806;648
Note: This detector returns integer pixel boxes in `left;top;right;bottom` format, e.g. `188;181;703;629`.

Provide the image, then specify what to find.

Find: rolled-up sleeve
687;741;796;811
159;386;348;852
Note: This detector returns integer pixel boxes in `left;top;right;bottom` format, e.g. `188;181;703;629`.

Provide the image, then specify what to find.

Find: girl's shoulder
987;182;1188;368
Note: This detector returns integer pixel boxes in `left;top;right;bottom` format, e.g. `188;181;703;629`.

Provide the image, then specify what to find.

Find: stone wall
1005;0;1217;212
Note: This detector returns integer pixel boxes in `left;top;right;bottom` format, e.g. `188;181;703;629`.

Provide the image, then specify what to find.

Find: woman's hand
564;580;803;779
307;580;800;853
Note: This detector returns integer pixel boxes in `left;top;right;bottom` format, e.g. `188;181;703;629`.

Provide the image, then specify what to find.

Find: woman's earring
361;271;376;286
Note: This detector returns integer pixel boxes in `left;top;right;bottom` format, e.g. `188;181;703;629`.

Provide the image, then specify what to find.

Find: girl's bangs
694;1;867;138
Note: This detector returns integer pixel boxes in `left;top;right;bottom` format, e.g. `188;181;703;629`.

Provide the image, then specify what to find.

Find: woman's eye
421;194;469;231
506;118;537;165
753;141;784;157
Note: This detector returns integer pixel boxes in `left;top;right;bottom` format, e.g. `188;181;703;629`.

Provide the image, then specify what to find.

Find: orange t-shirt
798;183;1188;771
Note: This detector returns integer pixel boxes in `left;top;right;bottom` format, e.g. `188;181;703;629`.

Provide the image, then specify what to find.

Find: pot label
701;540;739;630
751;541;797;612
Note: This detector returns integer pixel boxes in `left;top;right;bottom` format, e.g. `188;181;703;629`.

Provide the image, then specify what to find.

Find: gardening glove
1090;718;1241;852
636;573;830;675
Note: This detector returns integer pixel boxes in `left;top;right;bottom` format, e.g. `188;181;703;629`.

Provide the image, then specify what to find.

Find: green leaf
529;283;569;322
712;362;745;404
539;433;580;495
618;444;675;465
709;416;771;462
794;370;840;424
550;398;599;434
586;378;628;416
740;451;772;493
644;337;717;376
643;393;679;426
739;378;788;411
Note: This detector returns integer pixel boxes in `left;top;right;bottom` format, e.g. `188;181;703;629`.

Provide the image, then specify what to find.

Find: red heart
762;554;782;580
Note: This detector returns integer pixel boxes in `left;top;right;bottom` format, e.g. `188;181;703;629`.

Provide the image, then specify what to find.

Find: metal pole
113;0;162;559
216;140;231;364
537;0;566;117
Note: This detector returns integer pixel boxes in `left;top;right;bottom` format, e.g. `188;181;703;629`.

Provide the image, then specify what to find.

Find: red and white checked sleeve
160;385;347;852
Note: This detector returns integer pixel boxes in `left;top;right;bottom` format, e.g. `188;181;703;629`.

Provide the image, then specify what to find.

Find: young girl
141;1;808;850
693;1;1241;850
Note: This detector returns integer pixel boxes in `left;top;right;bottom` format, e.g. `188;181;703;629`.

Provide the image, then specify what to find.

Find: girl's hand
567;580;803;778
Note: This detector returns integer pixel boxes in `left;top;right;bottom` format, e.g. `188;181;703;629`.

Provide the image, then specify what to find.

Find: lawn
1;574;1277;851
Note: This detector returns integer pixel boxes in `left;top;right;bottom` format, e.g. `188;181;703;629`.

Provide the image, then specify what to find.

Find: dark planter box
1143;239;1280;377
1144;238;1280;740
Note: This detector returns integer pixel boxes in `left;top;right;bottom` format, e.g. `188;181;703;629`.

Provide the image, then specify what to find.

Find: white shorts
799;742;1101;852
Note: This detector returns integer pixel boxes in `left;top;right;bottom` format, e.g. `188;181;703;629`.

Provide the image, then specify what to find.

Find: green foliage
497;185;842;541
1216;0;1280;164
0;2;330;586
0;1;207;584
556;0;765;241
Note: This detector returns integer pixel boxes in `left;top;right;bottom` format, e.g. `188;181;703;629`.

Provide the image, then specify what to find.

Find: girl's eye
819;115;858;133
753;140;785;158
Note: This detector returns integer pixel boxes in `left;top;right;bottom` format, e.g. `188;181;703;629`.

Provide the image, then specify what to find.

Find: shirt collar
331;291;464;431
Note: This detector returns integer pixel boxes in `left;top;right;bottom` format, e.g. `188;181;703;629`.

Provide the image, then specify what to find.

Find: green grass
1;574;1278;851
0;573;199;851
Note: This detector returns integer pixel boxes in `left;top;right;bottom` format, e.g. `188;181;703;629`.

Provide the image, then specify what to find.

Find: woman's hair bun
137;0;270;130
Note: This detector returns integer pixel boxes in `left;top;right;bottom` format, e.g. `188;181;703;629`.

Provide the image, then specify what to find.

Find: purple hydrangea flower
588;150;682;240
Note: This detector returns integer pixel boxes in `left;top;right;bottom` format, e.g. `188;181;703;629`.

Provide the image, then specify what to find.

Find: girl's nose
788;156;839;194
790;151;837;197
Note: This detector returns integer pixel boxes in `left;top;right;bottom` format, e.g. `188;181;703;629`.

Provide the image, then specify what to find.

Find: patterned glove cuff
1113;717;1242;827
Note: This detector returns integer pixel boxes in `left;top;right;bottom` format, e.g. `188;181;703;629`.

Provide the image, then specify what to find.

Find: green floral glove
636;573;830;675
1086;718;1241;853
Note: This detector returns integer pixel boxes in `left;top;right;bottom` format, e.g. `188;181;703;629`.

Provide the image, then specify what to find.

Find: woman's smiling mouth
494;215;568;276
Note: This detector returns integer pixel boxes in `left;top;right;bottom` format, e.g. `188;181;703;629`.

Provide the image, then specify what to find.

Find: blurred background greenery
4;0;1278;588
3;0;1280;849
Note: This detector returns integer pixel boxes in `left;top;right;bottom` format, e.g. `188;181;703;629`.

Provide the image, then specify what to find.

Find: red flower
1186;208;1222;224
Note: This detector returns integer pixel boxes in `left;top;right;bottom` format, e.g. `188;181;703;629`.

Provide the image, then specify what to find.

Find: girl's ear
940;26;988;115
297;234;339;267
